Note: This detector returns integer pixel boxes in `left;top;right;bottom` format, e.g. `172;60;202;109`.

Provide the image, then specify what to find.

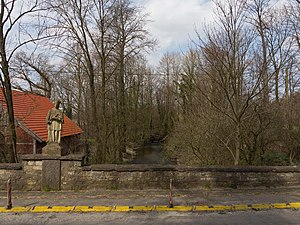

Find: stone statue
46;100;64;144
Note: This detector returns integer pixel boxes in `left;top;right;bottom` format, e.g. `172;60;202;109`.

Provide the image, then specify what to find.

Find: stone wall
0;155;300;191
0;164;23;190
64;164;300;190
0;160;42;191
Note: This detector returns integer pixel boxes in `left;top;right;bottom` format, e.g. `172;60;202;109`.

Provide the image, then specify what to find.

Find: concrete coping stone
87;164;177;172
83;165;300;173
175;166;300;173
19;154;85;162
0;163;22;170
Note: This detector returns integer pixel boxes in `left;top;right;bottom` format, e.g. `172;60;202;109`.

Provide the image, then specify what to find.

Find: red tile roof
0;90;82;142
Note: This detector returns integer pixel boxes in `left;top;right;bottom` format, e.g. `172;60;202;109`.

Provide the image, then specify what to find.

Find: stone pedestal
42;159;61;191
42;142;62;156
19;154;85;191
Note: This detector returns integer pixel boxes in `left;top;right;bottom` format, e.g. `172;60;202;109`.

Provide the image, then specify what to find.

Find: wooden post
169;177;173;208
33;138;37;154
6;179;12;209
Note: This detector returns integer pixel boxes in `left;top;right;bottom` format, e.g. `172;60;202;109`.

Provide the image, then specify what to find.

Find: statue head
54;100;61;109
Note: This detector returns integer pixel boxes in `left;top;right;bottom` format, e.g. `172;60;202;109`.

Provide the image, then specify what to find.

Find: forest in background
0;0;299;166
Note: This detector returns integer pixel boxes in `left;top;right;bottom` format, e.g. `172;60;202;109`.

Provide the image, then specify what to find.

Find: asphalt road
0;210;299;225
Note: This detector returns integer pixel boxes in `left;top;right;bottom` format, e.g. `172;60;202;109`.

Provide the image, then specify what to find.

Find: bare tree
178;49;200;114
266;8;294;102
247;0;273;104
11;51;53;98
48;0;115;162
156;52;181;136
49;0;155;163
165;0;300;166
0;0;50;162
287;0;300;49
109;0;156;160
195;0;264;165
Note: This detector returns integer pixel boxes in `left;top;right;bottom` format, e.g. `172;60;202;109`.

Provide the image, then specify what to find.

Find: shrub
262;152;290;166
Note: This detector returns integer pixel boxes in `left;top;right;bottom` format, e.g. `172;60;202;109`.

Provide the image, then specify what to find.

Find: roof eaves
17;119;44;143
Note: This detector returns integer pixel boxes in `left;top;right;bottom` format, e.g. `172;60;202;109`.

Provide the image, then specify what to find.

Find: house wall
15;126;80;155
16;127;34;154
1;100;82;156
36;142;45;154
0;155;300;191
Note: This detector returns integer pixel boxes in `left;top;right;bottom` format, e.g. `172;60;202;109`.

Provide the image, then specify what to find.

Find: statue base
42;142;62;156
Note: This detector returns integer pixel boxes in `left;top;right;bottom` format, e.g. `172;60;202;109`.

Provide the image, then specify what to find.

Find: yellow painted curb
212;205;232;211
31;206;74;213
31;206;49;213
289;202;300;208
0;207;30;213
73;206;92;212
74;206;113;212
251;204;273;210
273;203;300;209
130;206;154;211
113;206;130;212
273;203;290;209
0;202;299;213
112;206;154;212
156;206;193;211
232;204;249;210
195;206;216;211
194;205;232;211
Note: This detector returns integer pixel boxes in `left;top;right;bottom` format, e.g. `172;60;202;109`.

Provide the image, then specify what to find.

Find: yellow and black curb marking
0;202;299;213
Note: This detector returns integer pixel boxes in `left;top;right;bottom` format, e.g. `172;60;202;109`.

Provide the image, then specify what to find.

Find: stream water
131;143;170;164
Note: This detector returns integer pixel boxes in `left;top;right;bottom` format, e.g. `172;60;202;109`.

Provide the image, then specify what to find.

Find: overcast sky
135;0;214;66
136;0;289;67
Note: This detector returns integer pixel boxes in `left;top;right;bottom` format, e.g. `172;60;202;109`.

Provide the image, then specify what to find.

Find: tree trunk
117;47;126;162
260;29;269;104
275;70;279;103
234;121;241;166
0;27;16;162
0;72;18;163
87;62;102;163
257;8;269;104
